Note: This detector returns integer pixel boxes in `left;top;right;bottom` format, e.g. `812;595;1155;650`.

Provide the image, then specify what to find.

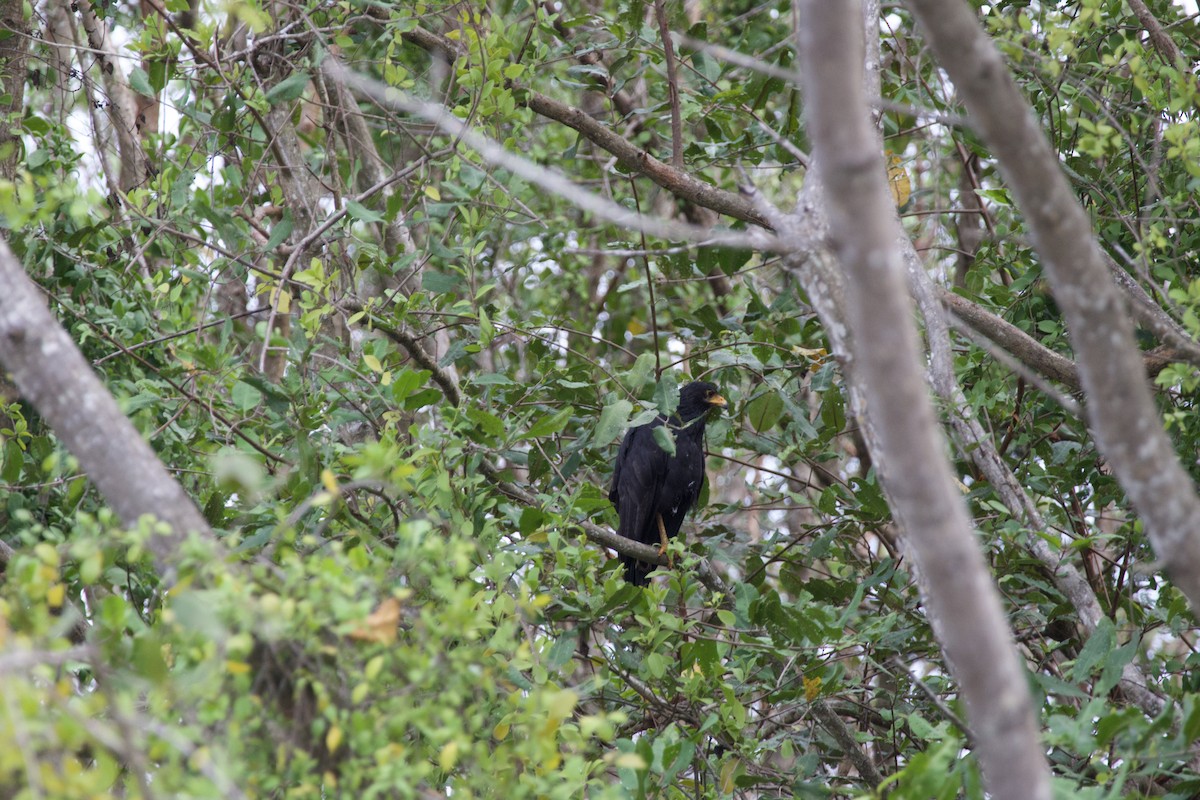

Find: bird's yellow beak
708;393;727;407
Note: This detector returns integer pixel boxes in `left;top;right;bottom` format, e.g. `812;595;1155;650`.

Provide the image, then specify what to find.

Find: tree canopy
4;0;1200;798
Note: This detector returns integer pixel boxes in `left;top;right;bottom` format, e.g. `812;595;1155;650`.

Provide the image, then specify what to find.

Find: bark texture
798;2;1052;797
907;0;1200;614
76;0;148;191
0;239;210;571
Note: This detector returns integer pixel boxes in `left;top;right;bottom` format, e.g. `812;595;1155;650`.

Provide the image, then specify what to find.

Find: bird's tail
621;554;654;587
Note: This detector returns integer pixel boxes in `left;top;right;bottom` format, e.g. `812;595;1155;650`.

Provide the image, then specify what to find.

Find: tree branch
1124;0;1184;65
400;25;772;230
937;287;1081;389
74;0;148;191
799;3;1052;798
653;0;684;170
0;239;211;574
909;248;1166;721
907;0;1200;614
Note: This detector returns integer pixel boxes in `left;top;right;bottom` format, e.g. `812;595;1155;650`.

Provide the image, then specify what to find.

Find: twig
629;179;663;378
328;56;775;250
654;0;684;171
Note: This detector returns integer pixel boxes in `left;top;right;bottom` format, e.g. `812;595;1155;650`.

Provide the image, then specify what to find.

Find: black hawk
608;381;726;585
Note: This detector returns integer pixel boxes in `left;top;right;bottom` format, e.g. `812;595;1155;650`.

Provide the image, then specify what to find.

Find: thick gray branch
909;251;1166;720
798;3;1051;798
907;0;1200;613
0;240;210;572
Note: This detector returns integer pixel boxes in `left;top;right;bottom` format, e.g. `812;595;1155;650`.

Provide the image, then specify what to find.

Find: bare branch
653;0;684;170
0;239;211;574
937;286;1081;389
908;249;1166;721
799;3;1052;798
400;25;773;230
327;58;775;251
1125;0;1184;65
907;0;1200;614
1107;253;1200;371
74;0;148;191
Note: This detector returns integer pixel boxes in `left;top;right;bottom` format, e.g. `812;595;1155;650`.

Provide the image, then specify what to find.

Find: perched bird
608;381;726;585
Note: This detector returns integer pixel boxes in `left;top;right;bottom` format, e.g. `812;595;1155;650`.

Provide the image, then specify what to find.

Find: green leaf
745;389;784;432
626;352;657;390
653;372;680;416
524;406;573;439
345;200;384;223
128;67;154;98
652;424;676;456
231;381;264;411
662;739;695;784
265;216;293;251
132;634;168;683
391;368;430;401
1071;617;1114;682
518;507;545;535
422;270;461;294
545;632;576;670
473;373;514;385
2;438;22;483
465;407;504;439
595;399;633;446
264;71;310;105
1096;639;1138;695
478;308;495;346
628;408;660;427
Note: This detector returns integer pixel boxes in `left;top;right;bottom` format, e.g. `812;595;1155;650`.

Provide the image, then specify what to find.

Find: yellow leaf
886;152;911;208
348;597;402;644
719;757;740;793
226;660;251;675
276;289;291;314
325;725;343;754
547;689;578;720
493;722;510;741
438;740;460;771
611;752;646;769
792;345;828;363
803;675;823;702
363;354;383;373
424;185;442;201
34;543;59;567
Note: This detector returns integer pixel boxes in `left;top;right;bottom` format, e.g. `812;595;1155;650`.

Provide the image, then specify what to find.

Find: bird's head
678;381;727;421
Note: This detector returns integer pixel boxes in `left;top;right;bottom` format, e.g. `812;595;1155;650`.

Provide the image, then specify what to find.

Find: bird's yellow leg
656;514;674;567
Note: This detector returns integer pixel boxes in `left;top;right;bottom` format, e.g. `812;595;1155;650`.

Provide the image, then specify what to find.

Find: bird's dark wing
657;425;706;539
610;422;668;584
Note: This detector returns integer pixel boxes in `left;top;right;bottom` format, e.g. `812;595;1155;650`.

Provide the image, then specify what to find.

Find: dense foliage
4;0;1200;797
